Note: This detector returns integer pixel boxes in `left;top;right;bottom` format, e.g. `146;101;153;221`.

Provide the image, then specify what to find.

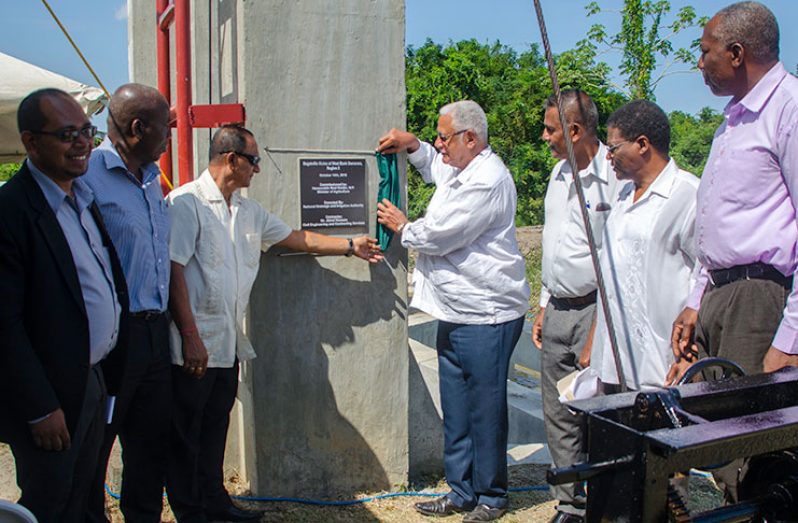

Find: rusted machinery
549;365;798;522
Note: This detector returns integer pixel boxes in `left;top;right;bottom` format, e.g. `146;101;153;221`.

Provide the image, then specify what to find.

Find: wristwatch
345;238;354;257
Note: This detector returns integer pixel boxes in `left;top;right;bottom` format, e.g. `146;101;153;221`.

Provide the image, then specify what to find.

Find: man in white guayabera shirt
164;125;381;523
376;100;529;523
585;100;699;392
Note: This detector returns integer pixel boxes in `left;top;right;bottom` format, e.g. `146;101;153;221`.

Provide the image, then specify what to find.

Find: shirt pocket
243;232;262;268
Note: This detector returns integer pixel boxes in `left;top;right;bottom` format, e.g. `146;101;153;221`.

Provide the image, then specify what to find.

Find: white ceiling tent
0;51;108;163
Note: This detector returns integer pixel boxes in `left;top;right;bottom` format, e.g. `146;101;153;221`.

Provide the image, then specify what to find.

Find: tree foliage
669;107;722;174
405;39;625;225
0;163;20;182
581;0;708;100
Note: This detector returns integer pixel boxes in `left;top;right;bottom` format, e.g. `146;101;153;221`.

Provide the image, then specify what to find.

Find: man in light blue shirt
83;83;174;523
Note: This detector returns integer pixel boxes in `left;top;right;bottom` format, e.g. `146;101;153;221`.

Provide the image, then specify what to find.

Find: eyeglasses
222;150;261;166
607;140;631;156
32;125;97;143
436;129;468;144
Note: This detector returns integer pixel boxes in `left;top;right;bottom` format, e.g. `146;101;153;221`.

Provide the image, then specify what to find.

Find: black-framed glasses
32;125;97;143
222;150;261;166
437;128;468;144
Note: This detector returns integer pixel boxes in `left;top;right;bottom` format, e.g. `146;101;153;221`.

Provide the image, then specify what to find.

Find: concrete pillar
129;0;409;498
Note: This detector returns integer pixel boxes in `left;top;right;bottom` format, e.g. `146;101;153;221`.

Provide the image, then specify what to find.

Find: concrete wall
130;0;409;499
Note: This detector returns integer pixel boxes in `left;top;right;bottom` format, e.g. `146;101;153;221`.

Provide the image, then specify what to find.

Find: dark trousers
695;278;789;502
437;316;524;510
540;302;594;516
87;314;172;523
166;361;239;522
10;366;106;523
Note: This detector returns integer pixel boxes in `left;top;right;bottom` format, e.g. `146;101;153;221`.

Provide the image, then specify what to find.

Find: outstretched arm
277;230;383;263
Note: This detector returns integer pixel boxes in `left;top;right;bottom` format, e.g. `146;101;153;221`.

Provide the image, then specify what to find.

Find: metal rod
40;0;110;98
175;0;194;186
156;0;174;191
531;0;627;391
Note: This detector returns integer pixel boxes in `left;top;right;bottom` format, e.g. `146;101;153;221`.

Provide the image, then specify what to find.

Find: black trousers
87;313;172;523
166;360;239;522
11;365;106;523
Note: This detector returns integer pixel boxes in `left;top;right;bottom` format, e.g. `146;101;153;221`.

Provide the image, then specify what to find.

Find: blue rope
104;484;548;505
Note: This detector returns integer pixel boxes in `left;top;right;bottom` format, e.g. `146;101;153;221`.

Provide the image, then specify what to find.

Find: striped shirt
83;138;170;313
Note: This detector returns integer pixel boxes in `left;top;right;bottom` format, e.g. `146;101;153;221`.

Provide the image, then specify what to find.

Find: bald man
84;83;174;522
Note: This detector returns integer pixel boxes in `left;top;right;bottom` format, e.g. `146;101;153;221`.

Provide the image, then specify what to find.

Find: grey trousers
695;278;789;502
540;301;594;516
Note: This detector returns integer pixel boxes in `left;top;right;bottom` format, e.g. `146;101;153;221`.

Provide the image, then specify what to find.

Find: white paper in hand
557;367;600;403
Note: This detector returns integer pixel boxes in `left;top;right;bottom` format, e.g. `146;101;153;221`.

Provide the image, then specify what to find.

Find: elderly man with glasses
164;124;381;522
584;100;699;393
376;100;529;522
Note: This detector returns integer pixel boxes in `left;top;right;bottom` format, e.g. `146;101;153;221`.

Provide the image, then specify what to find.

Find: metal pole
532;0;628;391
175;0;194;187
156;0;174;190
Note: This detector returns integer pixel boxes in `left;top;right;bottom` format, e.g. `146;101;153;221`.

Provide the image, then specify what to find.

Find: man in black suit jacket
0;88;128;523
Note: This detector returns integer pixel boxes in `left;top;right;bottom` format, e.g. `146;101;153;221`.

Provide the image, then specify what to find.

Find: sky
1;0;796;121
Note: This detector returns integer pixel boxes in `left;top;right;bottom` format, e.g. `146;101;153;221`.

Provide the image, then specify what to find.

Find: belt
549;290;597;309
130;310;167;321
709;262;792;289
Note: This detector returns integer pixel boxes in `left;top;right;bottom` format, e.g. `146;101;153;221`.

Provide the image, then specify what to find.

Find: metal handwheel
677;356;746;386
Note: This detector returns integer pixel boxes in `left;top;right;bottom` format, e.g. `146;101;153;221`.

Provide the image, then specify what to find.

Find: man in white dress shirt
534;90;618;523
165;125;381;523
588;100;698;391
376;100;529;523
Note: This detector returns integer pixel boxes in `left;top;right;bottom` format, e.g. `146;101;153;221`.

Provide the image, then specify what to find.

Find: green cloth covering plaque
375;152;400;251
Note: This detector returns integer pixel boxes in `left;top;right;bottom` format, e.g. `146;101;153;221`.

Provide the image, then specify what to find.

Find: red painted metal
156;0;174;192
154;0;246;191
174;0;193;187
188;104;246;128
158;2;175;30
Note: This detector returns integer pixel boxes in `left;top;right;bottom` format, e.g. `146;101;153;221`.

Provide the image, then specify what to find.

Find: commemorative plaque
299;158;367;234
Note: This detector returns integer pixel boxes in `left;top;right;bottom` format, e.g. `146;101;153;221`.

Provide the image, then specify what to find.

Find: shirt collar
27;158;94;213
451;146;493;185
647;158;678;199
725;61;787;117
197;169;227;202
95;137;162;185
558;142;611;183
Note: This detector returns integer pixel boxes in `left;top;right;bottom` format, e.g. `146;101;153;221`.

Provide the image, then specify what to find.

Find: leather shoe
415;496;472;516
462;504;507;522
548;511;584;523
206;504;265;522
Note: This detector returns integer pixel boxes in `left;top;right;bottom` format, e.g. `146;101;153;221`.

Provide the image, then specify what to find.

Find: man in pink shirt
670;1;798;381
668;1;798;499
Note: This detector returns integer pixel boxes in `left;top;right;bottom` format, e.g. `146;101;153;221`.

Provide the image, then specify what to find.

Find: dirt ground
0;441;557;522
0;440;724;522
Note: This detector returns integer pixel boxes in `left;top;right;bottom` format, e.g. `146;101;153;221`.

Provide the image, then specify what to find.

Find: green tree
405;39;625;225
582;0;708;100
0;163;20;182
668;107;722;175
